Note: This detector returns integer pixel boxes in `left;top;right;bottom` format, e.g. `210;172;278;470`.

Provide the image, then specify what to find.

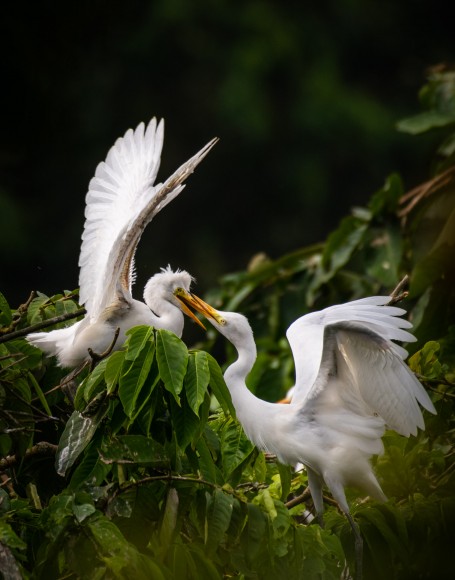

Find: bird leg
87;327;120;371
346;512;363;580
306;467;325;526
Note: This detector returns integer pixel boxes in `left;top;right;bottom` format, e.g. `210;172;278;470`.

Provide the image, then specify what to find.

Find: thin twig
88;327;120;371
285;487;312;509
110;473;234;503
387;275;409;305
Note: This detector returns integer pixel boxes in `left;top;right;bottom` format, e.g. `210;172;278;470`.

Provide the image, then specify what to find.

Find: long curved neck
224;334;279;451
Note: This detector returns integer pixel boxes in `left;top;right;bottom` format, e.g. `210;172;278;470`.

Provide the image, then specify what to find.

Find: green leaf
205;489;235;555
277;462;292;501
322;214;369;272
72;502;96;523
69;440;112;490
160;488;179;548
368;173;403;216
27;371;52;416
241;502;268;564
196;437;221;484
79;358;108;404
55;404;108;476
221;419;255;478
124;325;154;361
397;111;455;134
170;392;201;449
0;519;27;550
104;350;125;394
0;291;12;325
206;353;235;417
185;351;210;416
156;329;188;403
366;225;403;287
119;339;155;418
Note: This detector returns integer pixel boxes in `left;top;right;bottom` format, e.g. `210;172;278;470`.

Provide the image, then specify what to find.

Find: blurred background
1;0;453;307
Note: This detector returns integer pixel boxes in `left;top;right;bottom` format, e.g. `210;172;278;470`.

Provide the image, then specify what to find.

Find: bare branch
387;275;410;305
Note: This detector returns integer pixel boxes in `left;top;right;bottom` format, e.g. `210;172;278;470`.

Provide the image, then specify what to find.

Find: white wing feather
78;118;217;320
79;118;164;317
287;296;434;427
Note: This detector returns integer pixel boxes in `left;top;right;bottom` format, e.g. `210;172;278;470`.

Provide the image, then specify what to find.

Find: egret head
143;266;205;329
174;291;254;344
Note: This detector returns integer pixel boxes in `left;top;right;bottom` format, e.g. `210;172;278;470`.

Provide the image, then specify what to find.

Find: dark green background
1;0;452;305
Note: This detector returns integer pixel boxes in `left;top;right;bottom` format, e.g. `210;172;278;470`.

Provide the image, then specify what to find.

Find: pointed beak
173;288;207;330
173;289;225;326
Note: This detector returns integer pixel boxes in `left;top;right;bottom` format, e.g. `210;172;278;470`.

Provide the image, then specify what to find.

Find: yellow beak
173;288;208;330
174;288;225;326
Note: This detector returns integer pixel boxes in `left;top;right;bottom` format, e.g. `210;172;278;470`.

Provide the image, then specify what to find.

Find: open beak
174;288;207;330
174;288;225;327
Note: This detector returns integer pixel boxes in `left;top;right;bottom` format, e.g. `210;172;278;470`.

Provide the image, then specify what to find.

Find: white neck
149;301;184;337
224;333;280;452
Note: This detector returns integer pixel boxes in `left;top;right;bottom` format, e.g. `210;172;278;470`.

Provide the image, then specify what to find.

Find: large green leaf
185;351;210;416
55;403;108;476
205;489;235;555
124;325;154;361
156;329;188;403
104;351;125;394
221;419;255;478
119;339;155;418
206;353;235;417
169;392;201;449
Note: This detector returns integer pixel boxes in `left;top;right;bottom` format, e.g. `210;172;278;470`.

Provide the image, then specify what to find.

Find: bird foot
87;327;120;371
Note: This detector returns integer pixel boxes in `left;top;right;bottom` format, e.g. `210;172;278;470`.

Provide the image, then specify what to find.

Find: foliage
1;70;455;579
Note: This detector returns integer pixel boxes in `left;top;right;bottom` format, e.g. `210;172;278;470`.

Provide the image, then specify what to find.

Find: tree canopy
1;69;455;579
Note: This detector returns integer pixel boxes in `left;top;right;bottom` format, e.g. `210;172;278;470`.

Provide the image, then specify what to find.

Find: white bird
176;291;436;577
28;118;217;368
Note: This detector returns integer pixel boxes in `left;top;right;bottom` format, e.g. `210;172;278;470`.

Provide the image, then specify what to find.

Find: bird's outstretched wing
286;296;435;435
78;118;217;320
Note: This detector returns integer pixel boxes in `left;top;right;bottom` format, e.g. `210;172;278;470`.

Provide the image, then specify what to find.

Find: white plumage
28;118;217;367
179;293;436;534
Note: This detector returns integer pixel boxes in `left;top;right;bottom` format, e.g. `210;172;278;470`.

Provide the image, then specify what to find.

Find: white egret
176;290;436;577
28;118;217;368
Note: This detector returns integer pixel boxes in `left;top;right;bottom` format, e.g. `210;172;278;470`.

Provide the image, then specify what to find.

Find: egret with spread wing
28;119;217;368
176;291;436;577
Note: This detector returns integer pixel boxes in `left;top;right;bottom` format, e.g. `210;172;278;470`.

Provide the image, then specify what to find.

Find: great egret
28;119;217;368
176;290;436;577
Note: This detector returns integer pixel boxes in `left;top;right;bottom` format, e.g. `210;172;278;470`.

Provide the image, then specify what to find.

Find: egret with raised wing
28;119;217;368
176;290;436;578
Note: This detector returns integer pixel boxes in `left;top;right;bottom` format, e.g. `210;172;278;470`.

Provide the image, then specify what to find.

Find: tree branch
0;442;58;470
